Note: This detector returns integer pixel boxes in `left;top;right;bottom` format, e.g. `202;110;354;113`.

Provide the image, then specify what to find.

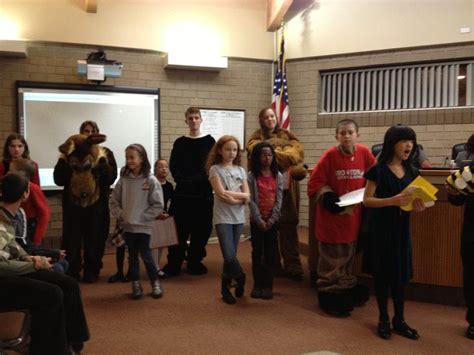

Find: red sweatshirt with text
307;144;375;244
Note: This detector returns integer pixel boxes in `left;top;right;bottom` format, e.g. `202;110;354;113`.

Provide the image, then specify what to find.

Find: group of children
2;109;473;343
309;119;428;340
105;134;285;306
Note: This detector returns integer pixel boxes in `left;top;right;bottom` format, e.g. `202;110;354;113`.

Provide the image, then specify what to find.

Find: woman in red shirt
0;133;40;185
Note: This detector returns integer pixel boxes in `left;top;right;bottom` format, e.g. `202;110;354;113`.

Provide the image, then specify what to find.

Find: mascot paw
446;166;474;195
291;164;308;181
350;284;370;307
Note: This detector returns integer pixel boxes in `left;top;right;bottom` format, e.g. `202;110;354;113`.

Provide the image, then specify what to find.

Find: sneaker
156;269;167;279
131;280;143;300
151;279;163;299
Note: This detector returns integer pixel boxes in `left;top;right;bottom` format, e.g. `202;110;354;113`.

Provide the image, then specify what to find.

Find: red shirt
22;182;50;245
307;144;375;243
257;175;277;220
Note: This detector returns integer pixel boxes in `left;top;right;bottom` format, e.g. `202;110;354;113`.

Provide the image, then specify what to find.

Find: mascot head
59;133;107;207
446;165;474;195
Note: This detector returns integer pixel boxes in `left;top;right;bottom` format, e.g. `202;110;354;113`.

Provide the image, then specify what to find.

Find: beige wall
3;1;474;61
0;0;274;60
0;2;473;238
0;42;272;244
284;0;474;59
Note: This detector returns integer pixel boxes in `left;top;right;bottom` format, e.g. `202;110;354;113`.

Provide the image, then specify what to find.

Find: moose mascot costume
54;131;117;282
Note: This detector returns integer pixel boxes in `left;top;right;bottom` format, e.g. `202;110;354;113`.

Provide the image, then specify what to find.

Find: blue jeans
124;232;158;281
52;259;69;274
215;223;243;277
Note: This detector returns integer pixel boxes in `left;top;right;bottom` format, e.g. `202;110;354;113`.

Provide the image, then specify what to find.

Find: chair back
452;143;465;160
0;309;31;354
371;143;383;158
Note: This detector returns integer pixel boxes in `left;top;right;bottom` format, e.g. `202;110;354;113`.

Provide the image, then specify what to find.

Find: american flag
272;33;290;130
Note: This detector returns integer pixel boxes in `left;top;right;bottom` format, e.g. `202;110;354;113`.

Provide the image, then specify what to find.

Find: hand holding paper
400;176;438;211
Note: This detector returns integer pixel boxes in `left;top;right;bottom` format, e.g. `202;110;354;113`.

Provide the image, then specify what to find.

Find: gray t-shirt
209;164;247;224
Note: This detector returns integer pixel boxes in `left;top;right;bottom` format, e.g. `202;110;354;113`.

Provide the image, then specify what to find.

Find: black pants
61;200;109;279
166;196;213;271
462;241;474;325
0;270;89;355
250;223;278;289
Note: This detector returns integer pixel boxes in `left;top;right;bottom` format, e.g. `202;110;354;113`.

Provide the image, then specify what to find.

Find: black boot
261;270;274;300
234;273;246;298
221;274;236;304
108;273;127;283
351;284;370;307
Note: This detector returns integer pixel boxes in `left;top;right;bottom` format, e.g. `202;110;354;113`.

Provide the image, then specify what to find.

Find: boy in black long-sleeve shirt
162;107;215;277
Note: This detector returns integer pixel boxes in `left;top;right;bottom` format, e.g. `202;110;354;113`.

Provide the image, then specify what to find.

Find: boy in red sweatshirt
308;119;375;316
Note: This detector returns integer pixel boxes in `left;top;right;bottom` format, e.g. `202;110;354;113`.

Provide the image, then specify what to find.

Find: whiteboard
17;82;160;190
200;108;245;149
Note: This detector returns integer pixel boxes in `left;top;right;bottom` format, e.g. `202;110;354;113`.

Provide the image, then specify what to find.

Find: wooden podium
410;169;463;288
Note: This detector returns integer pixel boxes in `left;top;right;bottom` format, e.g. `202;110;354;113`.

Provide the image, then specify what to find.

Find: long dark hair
122;144;151;177
378;124;417;169
249;142;279;178
2;133;30;160
258;107;280;138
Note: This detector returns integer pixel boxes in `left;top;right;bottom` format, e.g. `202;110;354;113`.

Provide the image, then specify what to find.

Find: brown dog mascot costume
54;133;117;282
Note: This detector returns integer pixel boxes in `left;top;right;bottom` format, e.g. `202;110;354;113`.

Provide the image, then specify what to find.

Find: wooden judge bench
405;169;464;305
307;168;465;306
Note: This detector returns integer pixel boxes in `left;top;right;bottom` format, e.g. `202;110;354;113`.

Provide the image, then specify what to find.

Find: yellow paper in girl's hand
400;176;438;211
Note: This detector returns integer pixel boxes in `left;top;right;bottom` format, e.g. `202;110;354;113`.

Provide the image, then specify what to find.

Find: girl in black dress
363;124;426;340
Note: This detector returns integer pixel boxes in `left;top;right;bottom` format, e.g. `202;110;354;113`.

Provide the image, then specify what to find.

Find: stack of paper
400;175;438;211
336;188;365;207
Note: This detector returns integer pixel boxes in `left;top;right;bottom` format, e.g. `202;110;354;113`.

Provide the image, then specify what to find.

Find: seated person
412;145;432;169
0;173;89;355
455;134;474;168
9;158;68;273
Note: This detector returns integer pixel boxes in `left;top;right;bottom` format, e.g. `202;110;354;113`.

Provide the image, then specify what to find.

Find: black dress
363;163;419;287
